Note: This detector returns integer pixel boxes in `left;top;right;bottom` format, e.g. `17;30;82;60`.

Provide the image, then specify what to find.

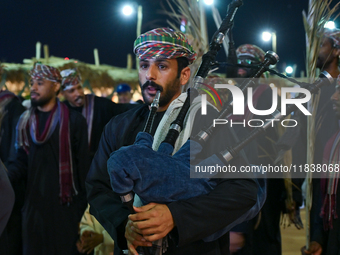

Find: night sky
1;1;338;75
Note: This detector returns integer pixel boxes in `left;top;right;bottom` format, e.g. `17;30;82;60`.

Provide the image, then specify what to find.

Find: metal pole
94;48;100;66
272;32;277;53
136;5;143;69
199;0;209;51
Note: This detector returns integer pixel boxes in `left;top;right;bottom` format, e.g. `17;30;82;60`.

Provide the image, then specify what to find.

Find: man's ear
54;82;61;93
179;66;191;86
335;47;340;59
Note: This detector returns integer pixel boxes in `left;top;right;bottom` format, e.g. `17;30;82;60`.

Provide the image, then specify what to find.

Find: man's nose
30;82;37;90
146;65;157;81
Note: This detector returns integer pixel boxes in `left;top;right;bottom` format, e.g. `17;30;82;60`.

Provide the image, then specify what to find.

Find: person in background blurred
0;160;14;237
61;69;135;159
77;204;115;255
0;65;26;255
116;83;136;104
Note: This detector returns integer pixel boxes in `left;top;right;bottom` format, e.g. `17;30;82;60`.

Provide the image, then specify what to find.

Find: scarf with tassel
16;100;77;204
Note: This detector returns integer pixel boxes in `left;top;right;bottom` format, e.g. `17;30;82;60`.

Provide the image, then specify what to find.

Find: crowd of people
0;25;340;255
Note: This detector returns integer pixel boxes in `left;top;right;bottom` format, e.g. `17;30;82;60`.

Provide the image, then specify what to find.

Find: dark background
0;0;338;75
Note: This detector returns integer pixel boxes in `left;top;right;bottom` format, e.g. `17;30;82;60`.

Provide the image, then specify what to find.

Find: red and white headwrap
60;68;82;91
236;44;265;63
29;63;61;83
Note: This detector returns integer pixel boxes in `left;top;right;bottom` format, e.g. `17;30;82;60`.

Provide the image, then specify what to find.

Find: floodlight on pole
121;3;143;69
324;21;336;30
122;5;133;16
262;31;272;42
285;66;293;74
204;0;214;5
262;31;277;53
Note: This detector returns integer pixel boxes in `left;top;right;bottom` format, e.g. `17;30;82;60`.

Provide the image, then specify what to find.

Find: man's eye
140;63;148;69
159;65;166;69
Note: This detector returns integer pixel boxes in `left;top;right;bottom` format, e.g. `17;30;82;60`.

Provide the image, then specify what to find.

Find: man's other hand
128;203;175;242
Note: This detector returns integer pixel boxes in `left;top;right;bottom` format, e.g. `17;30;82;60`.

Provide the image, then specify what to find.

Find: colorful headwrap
236;44;266;63
133;27;197;64
60;68;82;91
29;63;61;83
324;28;340;48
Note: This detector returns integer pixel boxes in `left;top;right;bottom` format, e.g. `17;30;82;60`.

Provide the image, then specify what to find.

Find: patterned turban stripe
236;44;266;63
324;28;340;48
133;27;197;64
60;69;82;91
29;63;61;83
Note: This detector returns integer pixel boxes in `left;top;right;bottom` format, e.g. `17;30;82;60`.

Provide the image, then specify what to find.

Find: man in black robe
86;27;258;255
60;68;136;159
302;30;340;255
297;28;340;255
7;63;90;255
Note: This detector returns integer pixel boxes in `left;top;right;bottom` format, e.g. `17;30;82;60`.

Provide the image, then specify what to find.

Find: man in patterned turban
7;62;90;254
87;27;258;255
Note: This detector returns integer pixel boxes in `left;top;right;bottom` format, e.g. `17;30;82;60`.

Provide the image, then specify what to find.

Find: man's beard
316;57;329;70
31;96;53;108
140;80;181;107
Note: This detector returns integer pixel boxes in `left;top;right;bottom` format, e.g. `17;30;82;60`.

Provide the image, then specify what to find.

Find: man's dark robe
7;107;90;255
86;103;258;255
64;95;137;159
295;80;339;252
0;95;26;166
309;130;340;255
0;94;25;255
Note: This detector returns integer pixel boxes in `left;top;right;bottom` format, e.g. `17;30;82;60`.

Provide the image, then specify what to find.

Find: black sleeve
6;100;25;166
7;147;28;183
70;111;91;198
0;160;14;235
85;118;130;252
